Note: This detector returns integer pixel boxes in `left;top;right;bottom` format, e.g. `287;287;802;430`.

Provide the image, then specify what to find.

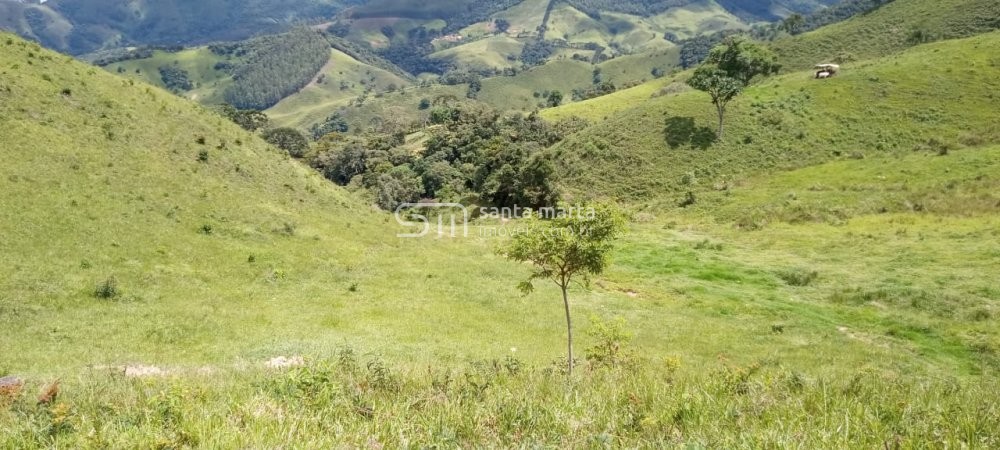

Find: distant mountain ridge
2;0;843;56
0;0;352;55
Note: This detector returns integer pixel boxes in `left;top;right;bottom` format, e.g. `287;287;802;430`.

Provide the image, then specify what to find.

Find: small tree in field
687;67;743;139
687;36;779;139
500;205;626;376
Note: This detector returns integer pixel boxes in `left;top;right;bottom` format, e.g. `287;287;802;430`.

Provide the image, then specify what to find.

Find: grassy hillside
771;0;1000;70
429;35;525;70
540;74;686;122
103;47;234;104
546;0;744;51
3;30;1000;447
479;59;594;110
267;48;411;129
546;32;1000;200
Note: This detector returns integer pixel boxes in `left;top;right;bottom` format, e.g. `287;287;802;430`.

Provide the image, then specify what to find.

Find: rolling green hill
771;0;1000;70
545;31;1000;201
3;21;1000;447
266;48;412;129
101;47;234;104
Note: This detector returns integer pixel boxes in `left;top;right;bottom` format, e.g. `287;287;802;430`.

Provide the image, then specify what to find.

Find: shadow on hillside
664;117;716;150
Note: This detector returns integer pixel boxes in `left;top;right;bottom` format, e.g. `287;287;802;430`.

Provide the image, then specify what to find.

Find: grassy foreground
3;352;998;447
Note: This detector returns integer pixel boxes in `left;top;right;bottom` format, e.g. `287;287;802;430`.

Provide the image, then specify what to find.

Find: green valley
1;0;1000;446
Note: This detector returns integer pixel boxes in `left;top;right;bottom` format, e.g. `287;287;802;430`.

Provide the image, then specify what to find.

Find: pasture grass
266;48;411;129
547;32;1000;201
771;0;1000;71
2;24;1000;447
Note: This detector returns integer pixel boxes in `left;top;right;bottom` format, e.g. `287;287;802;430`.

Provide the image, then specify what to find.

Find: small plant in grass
197;149;209;162
585;315;636;369
276;222;297;236
678;191;696;207
94;276;119;299
776;267;819;286
694;239;723;250
366;358;399;392
199;224;213;235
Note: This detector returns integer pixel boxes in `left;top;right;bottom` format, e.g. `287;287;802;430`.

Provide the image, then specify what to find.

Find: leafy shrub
776;267;819;286
309;113;349;139
219;105;269;132
694;239;723;251
94;276;119;299
585;316;635;369
262;128;309;157
678;191;696;208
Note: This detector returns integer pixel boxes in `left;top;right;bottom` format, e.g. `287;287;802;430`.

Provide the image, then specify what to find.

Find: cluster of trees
309;105;565;210
566;0;693;17
569;67;618;101
91;45;183;66
309;113;350;139
218;104;310;157
520;40;556;66
377;42;452;75
220;28;331;110
353;0;522;35
785;0;895;34
677;30;744;68
158;65;193;92
219;105;269;132
570;82;617;102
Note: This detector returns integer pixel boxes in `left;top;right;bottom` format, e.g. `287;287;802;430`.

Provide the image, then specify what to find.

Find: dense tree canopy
158;65;193;92
309;105;565;210
222;28;331;110
263;127;310;158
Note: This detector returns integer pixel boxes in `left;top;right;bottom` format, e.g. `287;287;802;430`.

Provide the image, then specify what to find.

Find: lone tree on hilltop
500;204;626;376
687;36;779;139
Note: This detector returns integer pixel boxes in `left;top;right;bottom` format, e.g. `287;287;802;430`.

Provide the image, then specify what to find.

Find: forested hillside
220;28;332;110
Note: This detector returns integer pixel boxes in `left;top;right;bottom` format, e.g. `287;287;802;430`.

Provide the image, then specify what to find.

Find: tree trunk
561;283;574;376
716;104;725;139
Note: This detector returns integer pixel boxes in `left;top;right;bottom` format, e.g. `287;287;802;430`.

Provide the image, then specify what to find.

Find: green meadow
2;0;1000;445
